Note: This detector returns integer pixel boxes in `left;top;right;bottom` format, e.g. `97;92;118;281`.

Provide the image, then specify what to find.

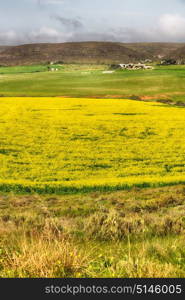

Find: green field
0;64;185;104
0;64;185;278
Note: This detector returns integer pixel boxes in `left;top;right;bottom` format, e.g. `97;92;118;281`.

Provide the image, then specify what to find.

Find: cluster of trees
160;59;185;65
160;59;177;65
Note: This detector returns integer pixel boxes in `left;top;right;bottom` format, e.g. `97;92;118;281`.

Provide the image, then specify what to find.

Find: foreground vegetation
0;64;185;103
0;185;185;277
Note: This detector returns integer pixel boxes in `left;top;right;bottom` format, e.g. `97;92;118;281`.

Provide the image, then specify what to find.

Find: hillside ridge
0;42;185;65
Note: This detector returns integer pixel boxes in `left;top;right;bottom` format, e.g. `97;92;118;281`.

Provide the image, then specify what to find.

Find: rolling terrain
169;45;185;63
0;62;185;278
0;42;185;65
0;42;144;66
126;42;185;59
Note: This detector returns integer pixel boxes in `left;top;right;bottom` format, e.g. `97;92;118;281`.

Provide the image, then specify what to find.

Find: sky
1;0;185;45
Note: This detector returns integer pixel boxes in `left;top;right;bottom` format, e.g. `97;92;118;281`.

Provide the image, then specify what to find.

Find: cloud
0;27;72;45
37;0;66;5
159;14;185;39
68;31;118;42
30;27;68;43
0;30;19;45
2;13;185;45
52;15;84;30
108;14;185;43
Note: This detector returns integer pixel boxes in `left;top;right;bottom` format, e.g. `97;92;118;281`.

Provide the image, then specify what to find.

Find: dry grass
1;229;89;278
0;185;185;278
84;209;185;241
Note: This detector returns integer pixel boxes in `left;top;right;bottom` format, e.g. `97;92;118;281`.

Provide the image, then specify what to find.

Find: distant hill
125;43;184;59
0;42;185;66
0;46;11;53
0;42;145;65
168;45;185;63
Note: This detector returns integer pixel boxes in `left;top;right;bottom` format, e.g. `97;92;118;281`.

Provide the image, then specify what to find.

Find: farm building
111;63;153;70
47;67;58;72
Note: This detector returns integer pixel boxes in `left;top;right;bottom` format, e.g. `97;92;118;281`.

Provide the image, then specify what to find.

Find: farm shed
110;63;153;70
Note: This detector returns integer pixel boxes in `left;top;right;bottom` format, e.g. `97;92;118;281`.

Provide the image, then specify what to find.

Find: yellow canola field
0;97;185;193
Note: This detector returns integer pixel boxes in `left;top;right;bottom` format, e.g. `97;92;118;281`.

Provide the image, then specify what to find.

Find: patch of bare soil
57;94;185;106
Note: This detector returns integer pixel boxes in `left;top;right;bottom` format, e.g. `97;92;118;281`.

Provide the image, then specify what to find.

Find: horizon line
1;41;185;47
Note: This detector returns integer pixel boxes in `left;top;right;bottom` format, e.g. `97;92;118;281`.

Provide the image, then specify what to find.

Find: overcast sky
1;0;185;45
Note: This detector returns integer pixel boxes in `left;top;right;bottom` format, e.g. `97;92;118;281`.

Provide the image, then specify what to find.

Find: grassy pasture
0;65;49;74
0;64;185;103
0;64;64;75
0;97;185;193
